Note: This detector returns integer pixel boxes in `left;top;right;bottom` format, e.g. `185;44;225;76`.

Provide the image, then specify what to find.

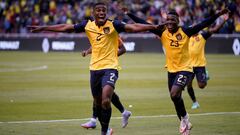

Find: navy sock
172;97;187;120
92;102;98;118
187;87;196;102
95;105;102;121
100;108;112;133
111;93;124;113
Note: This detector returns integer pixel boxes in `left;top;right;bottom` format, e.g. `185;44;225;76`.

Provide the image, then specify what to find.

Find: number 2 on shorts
177;74;187;84
110;73;115;82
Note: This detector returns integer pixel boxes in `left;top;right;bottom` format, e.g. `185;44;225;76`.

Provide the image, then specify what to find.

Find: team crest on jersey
195;36;200;41
103;27;110;34
176;33;182;40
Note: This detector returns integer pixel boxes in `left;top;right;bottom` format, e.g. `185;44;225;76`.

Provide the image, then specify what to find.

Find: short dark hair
168;10;179;17
94;2;107;8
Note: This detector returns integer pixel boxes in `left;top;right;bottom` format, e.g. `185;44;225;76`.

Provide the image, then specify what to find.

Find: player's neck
95;20;107;27
170;26;179;34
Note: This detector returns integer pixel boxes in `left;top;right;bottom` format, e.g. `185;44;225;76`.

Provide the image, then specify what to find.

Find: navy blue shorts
168;71;193;91
90;69;118;97
192;67;207;83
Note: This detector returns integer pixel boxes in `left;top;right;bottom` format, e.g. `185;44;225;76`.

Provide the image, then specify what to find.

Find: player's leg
168;72;193;135
81;70;102;129
101;85;114;135
168;72;184;120
111;92;124;113
187;72;200;109
195;67;207;89
187;74;196;102
100;69;118;135
170;86;187;121
111;92;132;128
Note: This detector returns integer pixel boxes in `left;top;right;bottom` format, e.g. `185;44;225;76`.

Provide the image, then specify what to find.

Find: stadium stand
0;0;239;33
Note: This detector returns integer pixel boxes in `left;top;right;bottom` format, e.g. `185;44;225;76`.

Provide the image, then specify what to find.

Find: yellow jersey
74;19;125;70
189;33;207;67
160;27;192;73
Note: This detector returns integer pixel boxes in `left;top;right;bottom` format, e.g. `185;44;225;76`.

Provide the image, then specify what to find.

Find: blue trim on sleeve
182;14;219;37
201;31;212;40
113;20;126;33
74;20;88;33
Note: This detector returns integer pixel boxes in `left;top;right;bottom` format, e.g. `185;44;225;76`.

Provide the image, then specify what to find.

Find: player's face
166;15;179;33
93;5;107;26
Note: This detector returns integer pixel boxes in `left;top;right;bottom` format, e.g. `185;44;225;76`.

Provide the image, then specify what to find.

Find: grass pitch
0;52;240;135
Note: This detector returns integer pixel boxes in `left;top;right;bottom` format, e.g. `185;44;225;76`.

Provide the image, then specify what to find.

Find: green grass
0;52;240;135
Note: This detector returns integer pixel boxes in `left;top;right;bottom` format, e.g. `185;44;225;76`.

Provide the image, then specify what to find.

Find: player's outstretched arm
119;7;165;36
28;24;75;33
209;13;229;33
124;23;158;33
118;38;126;56
185;8;230;37
120;6;165;36
126;14;164;36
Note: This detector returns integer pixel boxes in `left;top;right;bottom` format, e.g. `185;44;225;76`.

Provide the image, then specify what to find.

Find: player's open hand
27;26;44;33
122;7;129;14
222;13;229;21
81;50;88;57
117;5;129;14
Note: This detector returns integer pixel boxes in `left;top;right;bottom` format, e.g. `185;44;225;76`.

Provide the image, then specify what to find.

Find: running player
81;38;132;129
123;7;229;135
29;2;158;135
187;13;229;109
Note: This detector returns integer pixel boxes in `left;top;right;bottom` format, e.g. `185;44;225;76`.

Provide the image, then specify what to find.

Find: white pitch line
0;65;48;72
0;112;239;124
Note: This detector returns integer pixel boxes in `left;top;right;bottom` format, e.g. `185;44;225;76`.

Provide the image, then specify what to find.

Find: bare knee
170;91;177;98
102;98;111;109
170;91;180;102
170;86;182;102
198;82;207;89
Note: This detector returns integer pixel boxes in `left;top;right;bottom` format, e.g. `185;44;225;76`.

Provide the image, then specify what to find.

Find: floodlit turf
0;52;240;135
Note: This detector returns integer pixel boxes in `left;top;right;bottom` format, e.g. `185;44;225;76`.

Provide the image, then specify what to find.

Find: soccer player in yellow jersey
124;8;229;135
81;37;132;129
29;2;159;135
187;14;229;109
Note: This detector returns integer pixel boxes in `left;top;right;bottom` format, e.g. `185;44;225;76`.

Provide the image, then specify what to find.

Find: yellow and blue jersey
189;31;211;67
161;27;192;73
74;19;125;70
127;12;220;73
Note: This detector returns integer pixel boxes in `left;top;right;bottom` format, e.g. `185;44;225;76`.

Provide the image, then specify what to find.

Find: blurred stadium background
0;0;240;135
0;0;240;33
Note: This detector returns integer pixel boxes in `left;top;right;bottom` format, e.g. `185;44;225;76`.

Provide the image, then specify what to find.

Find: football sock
95;105;102;122
111;93;124;113
187;87;196;102
172;96;187;120
100;108;112;132
92;102;98;119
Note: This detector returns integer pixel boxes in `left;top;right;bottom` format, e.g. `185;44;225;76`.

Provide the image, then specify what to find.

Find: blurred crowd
0;0;239;33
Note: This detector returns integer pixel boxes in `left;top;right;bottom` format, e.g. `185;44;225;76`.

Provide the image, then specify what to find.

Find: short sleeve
113;20;126;33
201;31;212;40
74;20;88;33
